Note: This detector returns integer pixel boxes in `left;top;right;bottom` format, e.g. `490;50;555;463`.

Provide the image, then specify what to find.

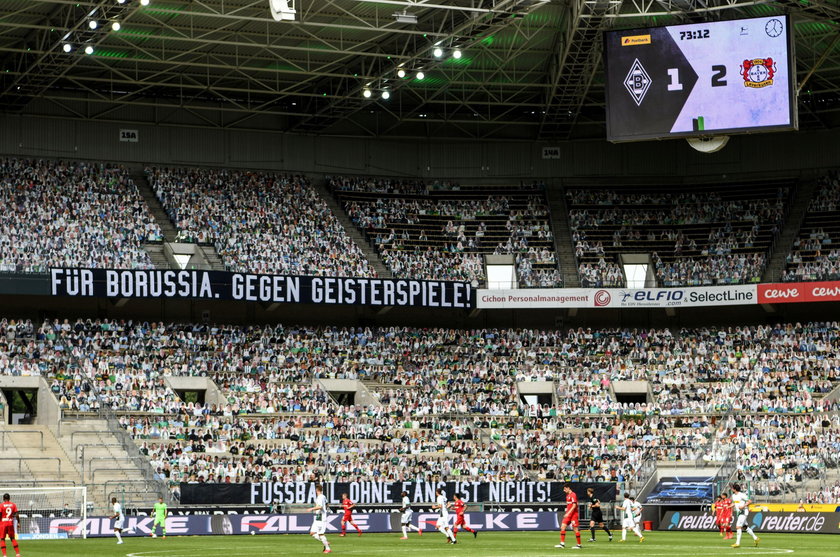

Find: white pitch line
126;547;283;557
125;541;796;557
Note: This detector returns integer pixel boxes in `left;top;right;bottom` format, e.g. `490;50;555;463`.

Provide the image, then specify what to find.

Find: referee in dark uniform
587;487;613;542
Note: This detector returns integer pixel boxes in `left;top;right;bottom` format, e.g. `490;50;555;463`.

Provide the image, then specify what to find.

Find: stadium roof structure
0;0;838;140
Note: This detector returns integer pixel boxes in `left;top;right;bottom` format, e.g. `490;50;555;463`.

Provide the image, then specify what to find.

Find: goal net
0;487;87;539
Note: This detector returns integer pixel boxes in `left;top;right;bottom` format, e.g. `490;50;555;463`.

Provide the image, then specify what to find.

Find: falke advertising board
758;281;840;304
662;511;840;534
21;512;560;538
477;284;757;309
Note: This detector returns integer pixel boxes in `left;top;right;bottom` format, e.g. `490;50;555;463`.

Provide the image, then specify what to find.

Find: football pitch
10;532;839;557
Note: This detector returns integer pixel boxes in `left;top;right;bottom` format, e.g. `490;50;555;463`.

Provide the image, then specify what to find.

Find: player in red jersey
339;493;362;537
713;495;725;536
451;494;477;539
555;484;582;550
720;492;734;539
0;494;21;557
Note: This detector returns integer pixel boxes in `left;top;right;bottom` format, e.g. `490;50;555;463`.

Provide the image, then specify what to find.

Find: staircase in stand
762;179;818;283
56;417;168;513
0;424;81;486
312;181;393;278
132;171;178;243
201;245;226;271
132;170;179;269
545;184;580;287
144;244;170;270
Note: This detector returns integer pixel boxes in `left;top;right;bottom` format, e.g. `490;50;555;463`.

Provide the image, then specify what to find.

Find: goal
0;486;87;539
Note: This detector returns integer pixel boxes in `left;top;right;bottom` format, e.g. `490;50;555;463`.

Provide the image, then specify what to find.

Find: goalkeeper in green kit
151;497;167;538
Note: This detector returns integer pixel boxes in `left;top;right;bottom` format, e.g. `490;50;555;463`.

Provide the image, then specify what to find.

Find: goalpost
0;487;87;539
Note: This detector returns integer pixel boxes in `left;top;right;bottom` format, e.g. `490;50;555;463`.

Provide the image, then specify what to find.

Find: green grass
12;531;840;556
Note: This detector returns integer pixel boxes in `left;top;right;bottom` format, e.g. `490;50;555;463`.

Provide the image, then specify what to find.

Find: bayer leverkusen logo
741;58;776;88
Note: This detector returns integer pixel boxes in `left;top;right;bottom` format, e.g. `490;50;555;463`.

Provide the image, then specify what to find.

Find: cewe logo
763;288;799;299
757;283;805;304
811;286;840;299
758;281;840;304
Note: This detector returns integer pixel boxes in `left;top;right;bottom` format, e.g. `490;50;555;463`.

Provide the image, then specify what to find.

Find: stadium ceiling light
381;90;390;100
397;68;406;78
269;0;297;21
393;10;418;24
416;71;425;80
88;20;98;30
453;49;462;59
140;0;151;6
62;43;72;53
84;45;94;55
117;0;126;4
362;88;372;98
433;47;443;58
112;21;121;31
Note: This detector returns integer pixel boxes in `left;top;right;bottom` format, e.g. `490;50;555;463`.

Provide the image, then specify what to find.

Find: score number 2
667;65;728;91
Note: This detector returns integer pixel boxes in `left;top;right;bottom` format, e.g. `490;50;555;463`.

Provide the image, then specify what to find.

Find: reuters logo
594;290;611;307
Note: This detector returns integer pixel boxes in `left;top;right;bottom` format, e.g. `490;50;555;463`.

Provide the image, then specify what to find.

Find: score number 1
667;65;728;91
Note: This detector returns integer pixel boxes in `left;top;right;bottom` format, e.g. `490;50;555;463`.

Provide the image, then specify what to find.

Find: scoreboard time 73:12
604;16;797;142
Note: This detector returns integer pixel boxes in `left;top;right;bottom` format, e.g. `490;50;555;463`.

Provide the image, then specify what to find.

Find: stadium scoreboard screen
604;16;797;142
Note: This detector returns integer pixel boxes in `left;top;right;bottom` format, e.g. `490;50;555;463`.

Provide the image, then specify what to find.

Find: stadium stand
2;318;838;500
783;170;840;282
0;158;162;273
566;181;791;287
146;167;376;277
805;482;840;504
331;176;563;287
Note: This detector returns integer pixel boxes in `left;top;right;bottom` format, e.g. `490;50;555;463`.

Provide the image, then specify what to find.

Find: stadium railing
0;429;45;451
58;352;174;505
694;370;750;470
0;457;62;476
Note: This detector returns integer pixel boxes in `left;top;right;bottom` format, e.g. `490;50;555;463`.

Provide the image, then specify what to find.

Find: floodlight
393;11;418;24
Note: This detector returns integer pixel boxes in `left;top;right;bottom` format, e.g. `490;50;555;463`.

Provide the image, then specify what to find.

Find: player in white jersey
432;488;456;544
307;485;332;554
619;493;644;543
730;484;759;548
399;491;423;539
110;497;124;545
